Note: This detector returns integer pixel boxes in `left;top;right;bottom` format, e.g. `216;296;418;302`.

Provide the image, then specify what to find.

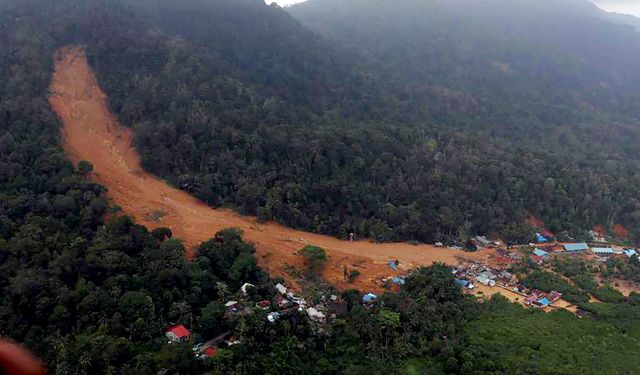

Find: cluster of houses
452;261;517;289
225;282;349;325
161;281;352;360
452;260;566;310
515;287;562;308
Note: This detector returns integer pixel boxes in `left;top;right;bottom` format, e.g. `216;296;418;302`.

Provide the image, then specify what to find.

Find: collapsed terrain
50;46;487;291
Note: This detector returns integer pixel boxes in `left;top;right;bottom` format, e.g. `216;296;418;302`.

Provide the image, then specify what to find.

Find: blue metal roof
538;298;550;306
536;233;549;243
564;243;589;252
533;249;549;257
362;293;377;302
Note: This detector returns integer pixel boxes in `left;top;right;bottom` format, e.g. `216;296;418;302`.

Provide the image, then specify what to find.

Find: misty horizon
267;0;640;17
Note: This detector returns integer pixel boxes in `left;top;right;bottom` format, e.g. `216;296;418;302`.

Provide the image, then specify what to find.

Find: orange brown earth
48;46;493;292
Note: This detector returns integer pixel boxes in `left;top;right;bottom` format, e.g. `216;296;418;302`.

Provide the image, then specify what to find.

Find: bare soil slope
49;46;483;291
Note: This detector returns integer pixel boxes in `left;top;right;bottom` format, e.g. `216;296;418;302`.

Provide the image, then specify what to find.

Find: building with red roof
165;325;191;342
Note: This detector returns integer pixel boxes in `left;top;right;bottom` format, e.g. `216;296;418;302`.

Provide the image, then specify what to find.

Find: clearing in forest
49;46;491;291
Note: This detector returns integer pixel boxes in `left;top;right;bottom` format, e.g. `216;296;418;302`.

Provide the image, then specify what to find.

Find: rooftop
564;243;589;252
592;247;614;254
167;325;190;339
533;249;549;257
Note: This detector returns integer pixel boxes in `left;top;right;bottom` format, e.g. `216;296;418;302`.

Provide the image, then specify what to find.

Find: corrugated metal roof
592;247;614;254
564;243;589;251
533;249;549;257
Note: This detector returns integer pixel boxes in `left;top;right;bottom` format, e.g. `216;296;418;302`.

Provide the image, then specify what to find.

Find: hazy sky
267;0;640;17
267;0;306;6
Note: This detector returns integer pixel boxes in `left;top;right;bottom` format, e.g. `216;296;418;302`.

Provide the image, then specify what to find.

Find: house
275;294;290;308
306;307;326;323
535;233;549;243
533;248;549;257
563;243;589;253
534;297;550;308
589;230;606;242
592;247;614;255
525;295;538;305
267;312;281;323
275;283;287;294
165;325;191;342
435;242;444;247
476;275;496;287
362;293;377;304
391;277;406;285
514;284;529;294
255;300;271;310
240;283;255;296
624;249;638;258
548;291;562;302
196;347;217;360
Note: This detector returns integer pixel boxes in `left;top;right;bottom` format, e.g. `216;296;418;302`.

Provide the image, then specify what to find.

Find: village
159;226;640;361
161;279;354;359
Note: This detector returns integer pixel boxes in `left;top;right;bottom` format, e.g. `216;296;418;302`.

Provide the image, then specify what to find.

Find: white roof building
275;283;287;294
306;307;326;323
240;283;255;296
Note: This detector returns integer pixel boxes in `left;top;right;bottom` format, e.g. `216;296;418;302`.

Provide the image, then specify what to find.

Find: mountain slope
4;0;640;245
116;0;372;115
288;0;640;123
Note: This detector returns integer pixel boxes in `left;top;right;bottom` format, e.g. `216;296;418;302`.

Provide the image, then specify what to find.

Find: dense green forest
3;0;636;245
4;1;640;371
92;0;640;244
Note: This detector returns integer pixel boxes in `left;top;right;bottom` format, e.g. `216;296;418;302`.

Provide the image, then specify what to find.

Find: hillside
4;0;640;373
3;0;640;245
289;0;640;122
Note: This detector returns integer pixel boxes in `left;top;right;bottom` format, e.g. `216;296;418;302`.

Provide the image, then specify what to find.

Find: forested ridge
3;1;640;372
94;0;640;244
4;0;639;245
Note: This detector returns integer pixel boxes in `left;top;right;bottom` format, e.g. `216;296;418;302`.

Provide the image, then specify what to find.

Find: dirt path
49;46;488;291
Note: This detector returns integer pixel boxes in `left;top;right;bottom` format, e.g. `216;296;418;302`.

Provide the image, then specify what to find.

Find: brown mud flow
49;46;485;291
